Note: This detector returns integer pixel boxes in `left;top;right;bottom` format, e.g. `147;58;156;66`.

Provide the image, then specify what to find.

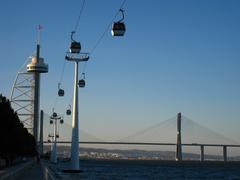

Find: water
56;160;240;179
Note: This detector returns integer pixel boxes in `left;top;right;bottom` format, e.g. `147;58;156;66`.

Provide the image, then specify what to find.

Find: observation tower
26;44;48;141
11;31;48;143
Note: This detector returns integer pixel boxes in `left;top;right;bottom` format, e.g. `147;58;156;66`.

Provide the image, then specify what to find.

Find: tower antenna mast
37;25;43;45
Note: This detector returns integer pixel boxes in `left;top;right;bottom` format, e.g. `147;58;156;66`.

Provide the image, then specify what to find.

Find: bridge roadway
44;141;240;161
43;141;240;147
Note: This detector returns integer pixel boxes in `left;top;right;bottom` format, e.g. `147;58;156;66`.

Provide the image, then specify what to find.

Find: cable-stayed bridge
42;112;240;161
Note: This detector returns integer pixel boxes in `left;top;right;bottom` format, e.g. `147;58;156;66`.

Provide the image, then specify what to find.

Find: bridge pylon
176;112;182;161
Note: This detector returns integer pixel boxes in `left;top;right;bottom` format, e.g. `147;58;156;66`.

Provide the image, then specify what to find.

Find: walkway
17;162;44;180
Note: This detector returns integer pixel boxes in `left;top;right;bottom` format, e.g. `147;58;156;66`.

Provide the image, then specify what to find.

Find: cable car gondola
70;41;81;53
58;89;64;96
66;105;71;115
66;109;71;115
78;73;86;88
111;9;126;37
69;31;81;53
78;79;85;88
58;83;64;97
66;109;72;116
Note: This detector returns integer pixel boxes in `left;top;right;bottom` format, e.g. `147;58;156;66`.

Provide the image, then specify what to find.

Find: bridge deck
43;141;240;147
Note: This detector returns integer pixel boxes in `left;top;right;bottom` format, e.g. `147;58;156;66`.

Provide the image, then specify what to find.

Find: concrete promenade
17;163;44;180
0;160;56;180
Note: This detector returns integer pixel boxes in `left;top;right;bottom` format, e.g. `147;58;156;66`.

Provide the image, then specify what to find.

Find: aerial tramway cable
52;0;127;112
81;0;127;75
73;0;86;33
51;0;86;110
89;0;127;54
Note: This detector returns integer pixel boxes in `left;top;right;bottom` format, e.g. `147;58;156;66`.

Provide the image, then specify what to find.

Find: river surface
53;159;240;179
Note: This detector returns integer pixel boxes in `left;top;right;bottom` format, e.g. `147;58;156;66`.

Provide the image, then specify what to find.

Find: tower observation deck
27;56;48;73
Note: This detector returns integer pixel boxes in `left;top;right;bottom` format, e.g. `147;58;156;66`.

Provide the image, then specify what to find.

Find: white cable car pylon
62;32;89;172
60;0;128;172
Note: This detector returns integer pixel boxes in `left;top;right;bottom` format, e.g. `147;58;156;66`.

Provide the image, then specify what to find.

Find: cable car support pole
65;52;89;171
71;61;79;170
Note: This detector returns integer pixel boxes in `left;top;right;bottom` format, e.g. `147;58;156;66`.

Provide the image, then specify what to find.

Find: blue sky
0;0;240;142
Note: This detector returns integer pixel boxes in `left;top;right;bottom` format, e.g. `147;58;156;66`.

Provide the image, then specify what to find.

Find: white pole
176;112;182;161
70;61;80;170
200;145;204;161
223;146;227;161
51;119;57;163
39;110;44;156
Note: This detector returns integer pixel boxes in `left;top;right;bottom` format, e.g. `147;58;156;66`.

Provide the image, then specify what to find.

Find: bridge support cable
117;116;176;142
181;115;239;145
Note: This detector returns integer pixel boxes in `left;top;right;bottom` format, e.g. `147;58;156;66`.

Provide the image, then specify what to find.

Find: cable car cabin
70;41;81;54
78;79;85;88
111;22;126;36
58;89;64;96
66;109;71;115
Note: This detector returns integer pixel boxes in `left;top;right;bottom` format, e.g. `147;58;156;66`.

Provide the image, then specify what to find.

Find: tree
0;94;37;167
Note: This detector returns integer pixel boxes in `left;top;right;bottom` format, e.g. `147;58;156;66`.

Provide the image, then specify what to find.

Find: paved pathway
17;163;44;180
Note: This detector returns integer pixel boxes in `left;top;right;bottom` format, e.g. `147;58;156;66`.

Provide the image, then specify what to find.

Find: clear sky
0;0;240;142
